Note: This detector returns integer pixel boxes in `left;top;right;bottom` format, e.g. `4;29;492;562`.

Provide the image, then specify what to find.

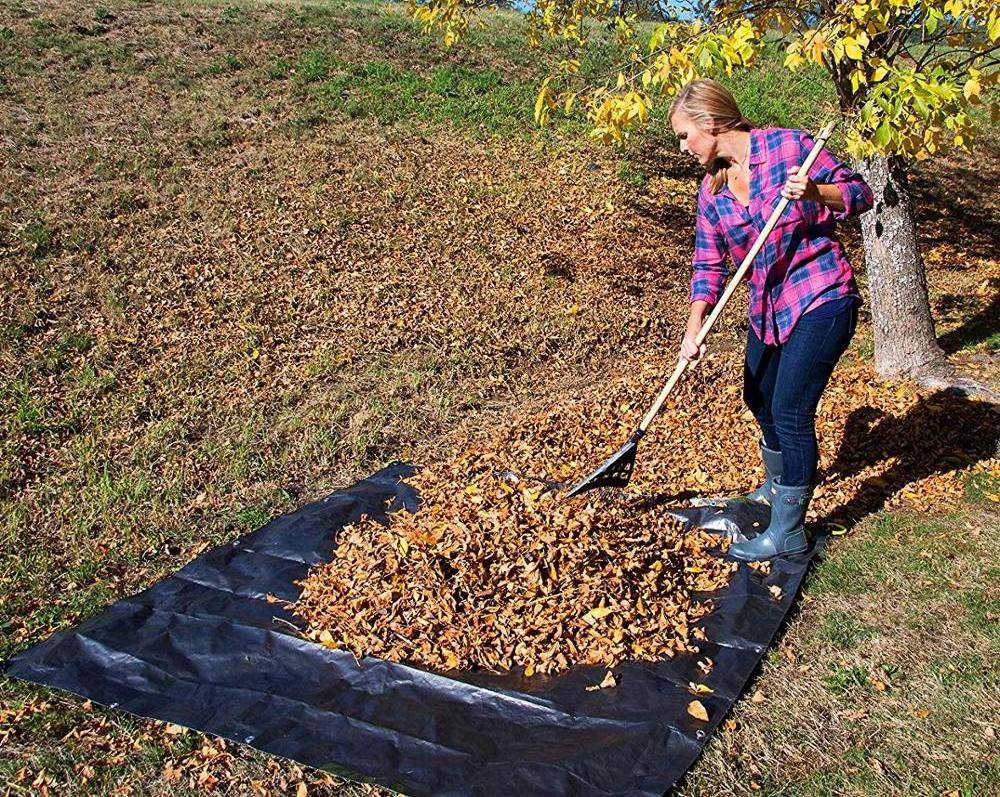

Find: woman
670;79;874;562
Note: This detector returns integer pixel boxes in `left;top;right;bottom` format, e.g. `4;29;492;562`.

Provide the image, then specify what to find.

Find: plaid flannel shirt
690;127;874;345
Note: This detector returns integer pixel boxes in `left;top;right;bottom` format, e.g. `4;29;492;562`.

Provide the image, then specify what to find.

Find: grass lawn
1;0;998;794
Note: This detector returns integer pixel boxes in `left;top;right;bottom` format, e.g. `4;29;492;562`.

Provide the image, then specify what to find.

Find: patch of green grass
22;220;57;259
94;5;112;21
296;49;332;83
926;651;994;688
809;511;970;597
206;54;243;74
268;56;291;80
617;160;647;189
312;59;539;136
40;332;95;375
821;661;871;696
727;43;837;131
960;584;1000;642
221;4;247;24
3;379;49;435
811;609;878;649
965;468;1000;503
230;504;274;531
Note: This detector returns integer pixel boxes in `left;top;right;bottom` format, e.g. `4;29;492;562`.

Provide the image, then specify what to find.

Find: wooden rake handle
638;121;837;433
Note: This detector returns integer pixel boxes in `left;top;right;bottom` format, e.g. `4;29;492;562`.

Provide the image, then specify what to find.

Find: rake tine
564;430;644;499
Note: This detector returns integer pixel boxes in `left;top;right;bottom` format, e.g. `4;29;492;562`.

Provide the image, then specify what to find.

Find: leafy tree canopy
410;0;1000;158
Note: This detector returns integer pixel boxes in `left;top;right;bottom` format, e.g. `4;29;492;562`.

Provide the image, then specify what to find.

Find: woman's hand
680;309;708;362
782;166;820;202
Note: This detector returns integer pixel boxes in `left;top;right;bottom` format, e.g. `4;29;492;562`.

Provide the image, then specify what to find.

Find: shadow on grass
936;289;1000;354
818;391;999;526
914;160;1000;255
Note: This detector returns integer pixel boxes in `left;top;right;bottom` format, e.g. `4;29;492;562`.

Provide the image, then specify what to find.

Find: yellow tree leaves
411;0;1000;161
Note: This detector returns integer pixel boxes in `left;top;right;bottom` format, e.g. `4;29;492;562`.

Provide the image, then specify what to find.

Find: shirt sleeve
801;131;874;220
690;184;729;306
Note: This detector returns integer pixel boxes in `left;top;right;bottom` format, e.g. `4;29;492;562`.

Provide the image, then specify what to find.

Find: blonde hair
670;79;753;195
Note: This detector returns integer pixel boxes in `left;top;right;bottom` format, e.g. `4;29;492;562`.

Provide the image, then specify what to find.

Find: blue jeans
743;303;858;487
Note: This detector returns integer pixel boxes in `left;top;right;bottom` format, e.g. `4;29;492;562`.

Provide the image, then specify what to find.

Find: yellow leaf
534;78;553;126
843;36;862;60
318;629;339;649
687;699;709;721
688;682;715;695
297;783;308;797
583;606;615;624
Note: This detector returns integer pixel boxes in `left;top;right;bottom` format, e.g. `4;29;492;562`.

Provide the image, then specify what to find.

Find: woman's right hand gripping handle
680;300;710;363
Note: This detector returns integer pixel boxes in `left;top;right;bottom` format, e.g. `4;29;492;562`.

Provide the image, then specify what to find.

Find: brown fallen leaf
687;700;709;721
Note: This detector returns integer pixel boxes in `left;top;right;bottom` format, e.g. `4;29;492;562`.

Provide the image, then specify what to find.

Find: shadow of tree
817;391;999;526
909;158;1000;354
936;288;1000;354
913;161;1000;255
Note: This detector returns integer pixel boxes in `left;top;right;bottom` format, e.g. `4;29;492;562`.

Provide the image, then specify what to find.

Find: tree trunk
856;153;948;379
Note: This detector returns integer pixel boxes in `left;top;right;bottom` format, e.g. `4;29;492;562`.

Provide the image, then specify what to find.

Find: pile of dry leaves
293;348;998;677
293;447;736;678
292;355;748;677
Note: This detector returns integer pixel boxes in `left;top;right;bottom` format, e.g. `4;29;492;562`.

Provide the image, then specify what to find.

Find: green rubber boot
728;481;810;562
691;442;782;508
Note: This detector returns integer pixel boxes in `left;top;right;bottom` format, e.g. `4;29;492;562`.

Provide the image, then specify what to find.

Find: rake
565;122;836;500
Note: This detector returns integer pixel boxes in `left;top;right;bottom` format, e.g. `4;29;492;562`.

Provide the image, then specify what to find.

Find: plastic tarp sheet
4;463;824;796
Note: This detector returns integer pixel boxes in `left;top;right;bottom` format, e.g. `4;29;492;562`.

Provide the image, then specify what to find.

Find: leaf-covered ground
2;0;999;794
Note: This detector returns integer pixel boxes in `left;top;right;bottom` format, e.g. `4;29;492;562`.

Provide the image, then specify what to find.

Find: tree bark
856;153;948;379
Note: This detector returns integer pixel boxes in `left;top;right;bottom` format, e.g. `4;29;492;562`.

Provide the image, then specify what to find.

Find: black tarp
4;463;823;796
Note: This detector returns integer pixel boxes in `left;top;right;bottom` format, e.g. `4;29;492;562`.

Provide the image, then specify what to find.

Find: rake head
565;429;644;499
